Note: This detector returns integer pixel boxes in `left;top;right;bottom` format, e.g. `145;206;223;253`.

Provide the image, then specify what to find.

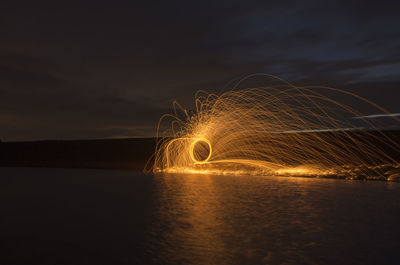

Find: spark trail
147;75;400;179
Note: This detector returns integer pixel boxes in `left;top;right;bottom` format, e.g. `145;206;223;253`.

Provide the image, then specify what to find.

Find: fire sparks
147;75;400;178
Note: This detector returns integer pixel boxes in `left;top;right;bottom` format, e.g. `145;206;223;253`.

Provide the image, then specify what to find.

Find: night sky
1;1;400;141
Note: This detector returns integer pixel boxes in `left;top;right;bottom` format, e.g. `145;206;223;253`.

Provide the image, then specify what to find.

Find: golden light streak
147;74;400;179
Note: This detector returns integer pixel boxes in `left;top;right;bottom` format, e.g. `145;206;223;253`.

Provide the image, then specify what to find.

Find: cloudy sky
1;0;400;141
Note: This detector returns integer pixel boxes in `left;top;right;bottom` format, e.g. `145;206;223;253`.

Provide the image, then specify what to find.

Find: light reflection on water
147;173;400;265
1;168;399;265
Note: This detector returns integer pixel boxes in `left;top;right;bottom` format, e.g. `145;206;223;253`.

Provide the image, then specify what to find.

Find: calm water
1;168;400;265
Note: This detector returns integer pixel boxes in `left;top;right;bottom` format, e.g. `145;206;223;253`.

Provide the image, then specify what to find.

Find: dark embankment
0;138;156;170
0;131;399;171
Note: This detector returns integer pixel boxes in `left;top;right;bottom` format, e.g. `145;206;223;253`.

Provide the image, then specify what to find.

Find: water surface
1;167;399;264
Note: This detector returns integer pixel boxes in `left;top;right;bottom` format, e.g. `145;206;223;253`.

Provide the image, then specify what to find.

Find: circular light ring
189;138;212;164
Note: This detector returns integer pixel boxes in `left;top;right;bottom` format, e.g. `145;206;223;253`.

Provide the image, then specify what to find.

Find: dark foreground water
1;168;400;265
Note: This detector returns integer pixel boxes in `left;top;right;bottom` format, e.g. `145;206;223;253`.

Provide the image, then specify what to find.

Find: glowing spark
147;74;400;178
189;138;212;164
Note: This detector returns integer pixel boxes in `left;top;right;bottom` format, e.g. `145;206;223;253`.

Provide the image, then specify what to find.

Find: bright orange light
147;74;400;178
189;138;212;164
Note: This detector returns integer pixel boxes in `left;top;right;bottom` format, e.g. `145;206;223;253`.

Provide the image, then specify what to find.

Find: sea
1;167;399;265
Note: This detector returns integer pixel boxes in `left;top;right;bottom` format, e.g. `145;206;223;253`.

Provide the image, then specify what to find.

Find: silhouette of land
0;131;399;174
0;138;156;170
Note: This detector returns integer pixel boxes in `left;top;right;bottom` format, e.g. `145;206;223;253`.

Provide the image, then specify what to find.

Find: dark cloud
1;0;400;140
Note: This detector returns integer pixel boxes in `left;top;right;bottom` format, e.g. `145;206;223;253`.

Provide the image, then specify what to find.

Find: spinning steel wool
148;75;400;178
